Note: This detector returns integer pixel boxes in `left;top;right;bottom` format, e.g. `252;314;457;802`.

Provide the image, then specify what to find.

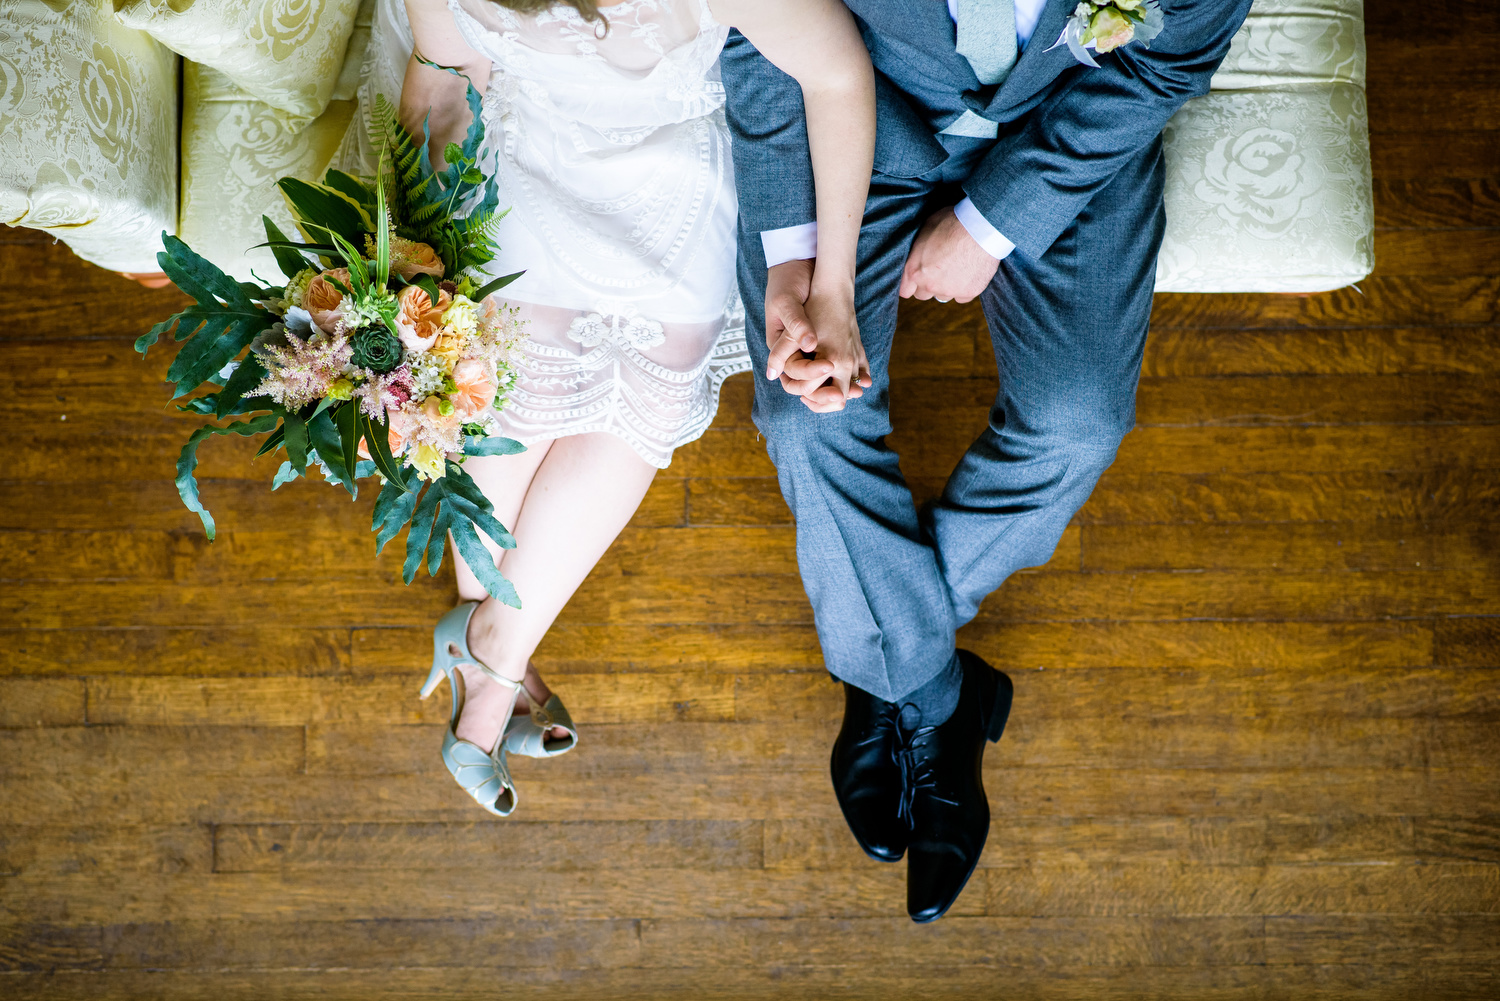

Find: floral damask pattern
1196;126;1319;237
177;0;373;281
1154;0;1373;293
115;0;360;130
0;0;177;272
80;42;143;174
252;0;321;61
179;61;355;282
0;50;27;134
1158;86;1373;293
1211;0;1364;90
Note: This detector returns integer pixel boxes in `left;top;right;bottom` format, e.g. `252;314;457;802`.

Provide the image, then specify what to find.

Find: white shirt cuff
953;197;1016;261
761;221;819;268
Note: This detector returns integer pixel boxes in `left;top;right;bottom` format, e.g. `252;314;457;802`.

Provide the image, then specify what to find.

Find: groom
721;0;1251;921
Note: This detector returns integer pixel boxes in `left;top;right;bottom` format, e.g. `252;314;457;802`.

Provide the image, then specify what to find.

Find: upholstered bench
1158;0;1372;291
1;0;368;282
1;0;1371;293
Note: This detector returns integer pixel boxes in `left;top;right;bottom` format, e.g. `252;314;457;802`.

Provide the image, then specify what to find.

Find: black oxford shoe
902;649;1013;923
830;681;910;863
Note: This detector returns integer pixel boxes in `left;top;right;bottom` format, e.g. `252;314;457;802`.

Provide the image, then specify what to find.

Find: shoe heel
419;660;447;700
987;669;1014;743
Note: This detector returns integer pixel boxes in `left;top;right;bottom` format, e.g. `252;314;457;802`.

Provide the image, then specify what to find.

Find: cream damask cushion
114;0;359;131
179;61;356;283
0;0;178;273
1156;0;1374;293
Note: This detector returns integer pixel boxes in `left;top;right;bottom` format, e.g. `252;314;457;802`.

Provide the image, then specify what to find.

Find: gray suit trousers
736;137;1165;702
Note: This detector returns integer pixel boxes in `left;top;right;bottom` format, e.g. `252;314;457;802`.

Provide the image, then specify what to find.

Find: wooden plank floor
2;3;1497;997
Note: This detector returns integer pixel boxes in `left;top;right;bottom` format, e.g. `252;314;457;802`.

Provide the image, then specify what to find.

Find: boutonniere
1047;0;1165;68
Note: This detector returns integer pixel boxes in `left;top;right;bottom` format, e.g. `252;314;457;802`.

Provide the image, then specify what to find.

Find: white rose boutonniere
1047;0;1165;67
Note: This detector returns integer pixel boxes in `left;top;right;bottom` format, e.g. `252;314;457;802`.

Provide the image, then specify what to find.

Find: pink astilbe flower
255;333;352;411
354;364;416;423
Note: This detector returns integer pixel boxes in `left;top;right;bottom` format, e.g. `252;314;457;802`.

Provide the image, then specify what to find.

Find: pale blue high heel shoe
503;685;578;758
421;602;524;817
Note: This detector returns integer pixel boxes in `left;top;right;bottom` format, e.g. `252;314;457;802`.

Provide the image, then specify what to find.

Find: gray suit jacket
721;0;1253;260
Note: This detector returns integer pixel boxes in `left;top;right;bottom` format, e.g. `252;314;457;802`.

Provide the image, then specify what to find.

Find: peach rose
396;240;445;280
397;283;451;327
304;268;350;333
450;359;498;420
402;319;441;353
1089;7;1135;53
396;284;452;351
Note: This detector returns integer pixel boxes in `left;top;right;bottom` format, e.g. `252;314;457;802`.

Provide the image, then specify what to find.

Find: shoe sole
988;667;1014;743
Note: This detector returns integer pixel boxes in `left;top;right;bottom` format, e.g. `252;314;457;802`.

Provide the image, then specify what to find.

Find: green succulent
351;325;404;374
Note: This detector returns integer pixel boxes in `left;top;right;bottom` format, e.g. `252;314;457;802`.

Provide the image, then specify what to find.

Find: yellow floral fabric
0;0;178;273
180;60;356;282
114;0;359;131
1158;0;1373;292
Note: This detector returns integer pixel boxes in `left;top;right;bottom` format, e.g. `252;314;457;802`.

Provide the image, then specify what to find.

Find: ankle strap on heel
478;666;525;690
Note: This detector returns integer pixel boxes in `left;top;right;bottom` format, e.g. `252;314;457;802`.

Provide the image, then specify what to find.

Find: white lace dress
358;0;748;467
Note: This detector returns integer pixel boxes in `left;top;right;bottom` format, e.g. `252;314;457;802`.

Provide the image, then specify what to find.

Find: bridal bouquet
137;74;527;605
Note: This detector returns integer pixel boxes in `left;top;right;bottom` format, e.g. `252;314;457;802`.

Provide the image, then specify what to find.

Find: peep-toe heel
503;689;578;758
423;602;526;817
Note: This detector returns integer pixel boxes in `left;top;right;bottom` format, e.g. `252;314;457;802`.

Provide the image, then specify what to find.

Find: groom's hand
899;207;999;304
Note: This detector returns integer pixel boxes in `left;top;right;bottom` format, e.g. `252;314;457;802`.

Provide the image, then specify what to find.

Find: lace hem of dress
495;297;750;470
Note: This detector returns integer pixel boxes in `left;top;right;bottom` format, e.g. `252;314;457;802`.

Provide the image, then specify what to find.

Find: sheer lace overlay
359;0;748;467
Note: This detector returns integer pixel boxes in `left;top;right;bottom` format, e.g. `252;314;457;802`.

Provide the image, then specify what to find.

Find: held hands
899;206;1000;304
761;202;995;414
765;260;873;413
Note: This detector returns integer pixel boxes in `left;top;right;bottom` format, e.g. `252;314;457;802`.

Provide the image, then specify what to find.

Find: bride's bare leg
444;440;554;745
450;432;657;750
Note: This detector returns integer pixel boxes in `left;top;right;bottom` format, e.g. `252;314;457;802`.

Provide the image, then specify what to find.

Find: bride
362;0;875;814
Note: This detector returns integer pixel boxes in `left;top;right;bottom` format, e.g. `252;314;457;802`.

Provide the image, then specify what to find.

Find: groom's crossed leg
739;140;1163;699
929;137;1166;627
738;166;954;705
736;139;1165;920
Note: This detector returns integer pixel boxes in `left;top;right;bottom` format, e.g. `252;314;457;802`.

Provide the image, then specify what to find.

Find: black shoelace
894;726;938;829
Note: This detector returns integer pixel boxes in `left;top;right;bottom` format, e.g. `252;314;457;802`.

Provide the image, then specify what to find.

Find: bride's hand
399;54;486;170
764;261;871;413
800;278;870;413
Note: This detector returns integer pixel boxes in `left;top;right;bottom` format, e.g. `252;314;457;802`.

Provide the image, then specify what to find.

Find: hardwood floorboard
1370;229;1500;275
2;965;1496;1001
1139;327;1500;377
2;966;1497;1001
1374;179;1500;228
2;2;1496;993
287;714;1500;773
1371;131;1500;181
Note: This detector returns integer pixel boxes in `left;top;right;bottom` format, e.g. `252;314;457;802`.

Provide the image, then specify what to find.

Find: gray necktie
955;0;1020;86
